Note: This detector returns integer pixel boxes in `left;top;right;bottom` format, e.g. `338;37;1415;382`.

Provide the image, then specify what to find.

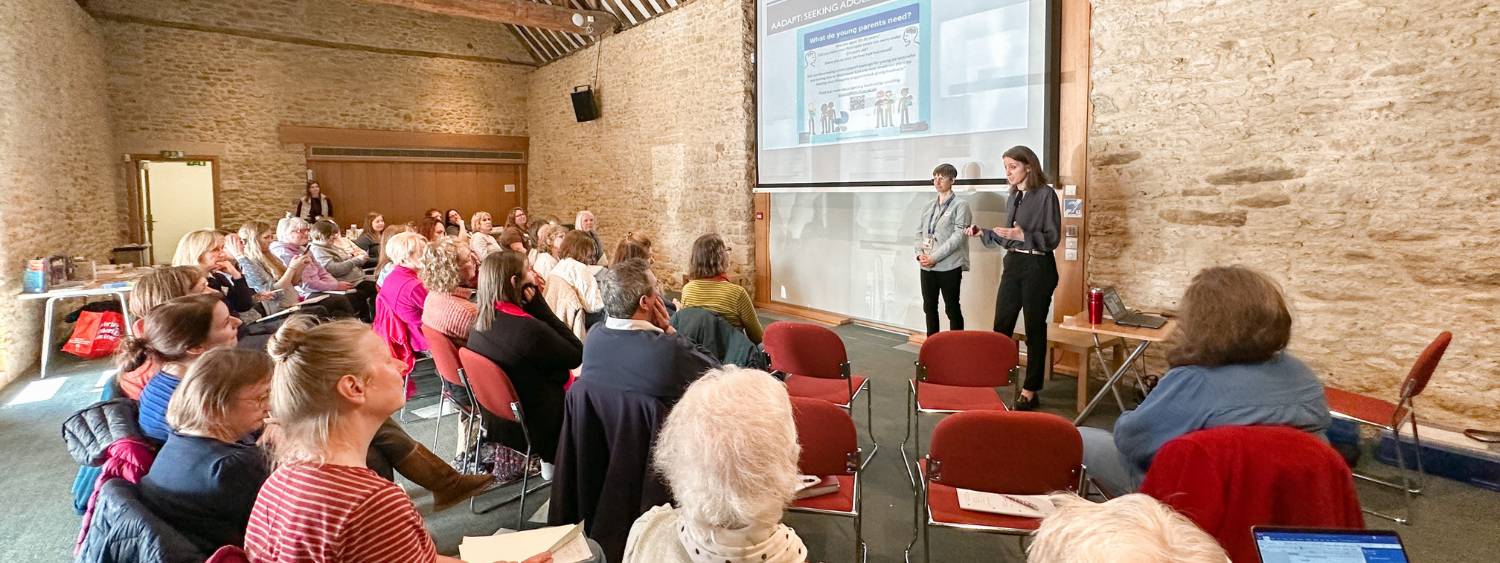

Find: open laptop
1253;527;1409;563
1100;287;1167;329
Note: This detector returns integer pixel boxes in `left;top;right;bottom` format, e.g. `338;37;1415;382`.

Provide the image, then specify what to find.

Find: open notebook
955;489;1057;519
459;524;591;563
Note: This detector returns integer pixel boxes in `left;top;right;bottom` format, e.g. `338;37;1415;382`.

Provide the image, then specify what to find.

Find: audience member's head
1167;265;1291;368
171;229;228;272
374;223;410;271
598;258;658;320
265;316;406;465
309;219;340;243
129;266;209;320
498;228;527;252
383;231;428;270
276;217;311;247
118;294;241;373
416;216;445;241
470;211;493;234
625;231;654;250
506;207;528;231
475;251;533;331
425;208;442;221
537;224;566;257
689;233;730;280
933;162;959;181
614;240;651;264
1028;494;1228;563
363;212;385;236
418;238;473;295
654;367;800;531
575;210;596;232
167;348;274;442
444;209;464;229
559;230;599;265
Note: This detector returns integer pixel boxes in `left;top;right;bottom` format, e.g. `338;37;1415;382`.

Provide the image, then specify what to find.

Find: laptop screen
1100;287;1129;319
1253;528;1408;563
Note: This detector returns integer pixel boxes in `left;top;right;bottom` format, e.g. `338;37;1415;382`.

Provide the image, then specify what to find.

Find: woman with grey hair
623;367;808;563
1027;493;1228;562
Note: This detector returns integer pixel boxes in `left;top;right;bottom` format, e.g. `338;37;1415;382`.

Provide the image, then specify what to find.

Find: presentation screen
756;0;1052;187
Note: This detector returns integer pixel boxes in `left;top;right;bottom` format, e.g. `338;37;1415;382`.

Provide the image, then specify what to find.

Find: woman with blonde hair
531;223;566;279
237;221;310;315
173;229;261;320
470;210;503;258
375;231;434;370
624;367;807;563
546;230;606;334
1079;265;1330;494
375;223;411;284
245;317;463;562
139;348;274;551
419;238;480;342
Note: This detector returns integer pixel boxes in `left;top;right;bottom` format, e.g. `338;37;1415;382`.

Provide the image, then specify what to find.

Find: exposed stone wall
95;0;535;227
526;0;756;289
1087;1;1500;428
0;0;125;383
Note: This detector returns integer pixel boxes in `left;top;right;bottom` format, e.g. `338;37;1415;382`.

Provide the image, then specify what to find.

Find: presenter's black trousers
993;252;1059;392
920;267;964;336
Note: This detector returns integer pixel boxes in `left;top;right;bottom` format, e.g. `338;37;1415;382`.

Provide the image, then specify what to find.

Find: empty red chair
901;330;1018;486
789;397;864;563
908;411;1083;563
420;326;480;462
765;322;878;463
458;348;547;520
1324;331;1450;524
1141;426;1364;562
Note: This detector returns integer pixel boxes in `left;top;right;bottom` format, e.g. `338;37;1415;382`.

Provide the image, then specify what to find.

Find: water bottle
1088;288;1104;325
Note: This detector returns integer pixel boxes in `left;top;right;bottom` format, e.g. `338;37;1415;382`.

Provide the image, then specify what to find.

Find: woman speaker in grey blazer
916;163;972;336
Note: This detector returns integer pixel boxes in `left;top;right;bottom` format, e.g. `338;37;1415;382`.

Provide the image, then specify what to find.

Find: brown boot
393;444;497;512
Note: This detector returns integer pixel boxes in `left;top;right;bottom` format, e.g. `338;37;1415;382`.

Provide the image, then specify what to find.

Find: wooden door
307;160;525;229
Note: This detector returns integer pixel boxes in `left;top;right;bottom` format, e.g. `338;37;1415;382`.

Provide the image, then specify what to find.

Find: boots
393;444;497;512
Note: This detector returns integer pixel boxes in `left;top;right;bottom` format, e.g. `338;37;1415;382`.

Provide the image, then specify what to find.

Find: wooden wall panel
309;160;525;230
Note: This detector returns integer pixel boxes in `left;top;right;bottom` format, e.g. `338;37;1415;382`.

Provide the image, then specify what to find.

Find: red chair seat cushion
1325;387;1406;428
920;460;1040;532
789;475;855;513
916;382;1008;412
785;374;867;406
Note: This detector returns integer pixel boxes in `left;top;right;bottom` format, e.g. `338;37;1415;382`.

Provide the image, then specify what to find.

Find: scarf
677;520;807;563
495;301;533;319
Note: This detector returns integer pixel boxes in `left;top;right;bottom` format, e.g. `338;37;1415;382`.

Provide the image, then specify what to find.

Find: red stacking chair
907;411;1084;563
205;546;249;563
1323;331;1450;525
901;331;1018;486
420;326;480;461
1141;426;1365;562
789;397;865;563
765;322;878;464
458;348;548;520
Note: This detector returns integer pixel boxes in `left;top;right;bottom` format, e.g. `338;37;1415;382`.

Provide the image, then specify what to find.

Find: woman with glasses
680;234;762;343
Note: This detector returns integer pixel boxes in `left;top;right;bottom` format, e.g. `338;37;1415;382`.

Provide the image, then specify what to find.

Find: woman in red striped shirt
246;316;455;563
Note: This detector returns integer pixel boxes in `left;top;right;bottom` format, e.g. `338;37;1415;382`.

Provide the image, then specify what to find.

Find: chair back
918;331;1018;387
207;545;251;563
927;411;1080;494
1140;425;1364;562
457;348;523;423
1400;331;1451;401
764;322;849;379
420;326;466;389
791;397;859;476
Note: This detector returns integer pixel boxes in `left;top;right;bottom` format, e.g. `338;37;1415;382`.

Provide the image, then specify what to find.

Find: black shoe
1014;393;1040;411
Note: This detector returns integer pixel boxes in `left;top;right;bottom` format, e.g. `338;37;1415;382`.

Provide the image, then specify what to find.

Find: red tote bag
63;311;125;359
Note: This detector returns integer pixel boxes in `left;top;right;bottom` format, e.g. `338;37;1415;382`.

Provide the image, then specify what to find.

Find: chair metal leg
901;383;917;488
432;396;444;452
905;469;923;563
862;380;880;468
517;447;533;529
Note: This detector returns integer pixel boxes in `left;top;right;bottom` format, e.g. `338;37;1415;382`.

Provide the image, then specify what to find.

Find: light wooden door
307;161;524;229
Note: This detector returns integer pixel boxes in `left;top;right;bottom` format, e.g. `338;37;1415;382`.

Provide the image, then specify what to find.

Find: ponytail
112;294;222;373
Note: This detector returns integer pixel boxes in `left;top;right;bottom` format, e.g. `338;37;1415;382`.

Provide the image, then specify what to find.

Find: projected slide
759;0;1049;186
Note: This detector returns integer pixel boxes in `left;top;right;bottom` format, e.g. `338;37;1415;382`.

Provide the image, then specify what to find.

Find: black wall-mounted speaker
571;85;599;122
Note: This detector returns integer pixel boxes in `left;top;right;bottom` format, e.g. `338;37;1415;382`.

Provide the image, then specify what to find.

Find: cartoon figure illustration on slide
808;104;817;135
805;50;818;68
900;87;914;126
903;26;919;47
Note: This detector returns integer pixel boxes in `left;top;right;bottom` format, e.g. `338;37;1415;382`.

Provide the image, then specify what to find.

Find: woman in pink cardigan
374;232;432;376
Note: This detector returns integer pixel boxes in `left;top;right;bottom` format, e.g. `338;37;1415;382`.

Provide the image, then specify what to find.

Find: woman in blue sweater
1081;266;1331;494
123;294;243;444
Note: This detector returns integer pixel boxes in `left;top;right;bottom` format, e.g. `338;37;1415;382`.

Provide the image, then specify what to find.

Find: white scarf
676;520;807;563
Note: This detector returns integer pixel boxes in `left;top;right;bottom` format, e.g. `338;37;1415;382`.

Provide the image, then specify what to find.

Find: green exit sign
186;161;207;166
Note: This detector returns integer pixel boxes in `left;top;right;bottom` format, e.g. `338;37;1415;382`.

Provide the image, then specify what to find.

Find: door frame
123;154;224;251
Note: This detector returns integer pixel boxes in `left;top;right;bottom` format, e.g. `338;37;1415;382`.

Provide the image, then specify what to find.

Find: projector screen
756;0;1053;187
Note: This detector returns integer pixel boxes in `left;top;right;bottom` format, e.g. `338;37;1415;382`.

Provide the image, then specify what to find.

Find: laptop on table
1100;287;1168;329
1253;527;1410;563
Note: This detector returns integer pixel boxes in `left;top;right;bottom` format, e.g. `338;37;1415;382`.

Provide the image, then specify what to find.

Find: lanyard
927;195;953;237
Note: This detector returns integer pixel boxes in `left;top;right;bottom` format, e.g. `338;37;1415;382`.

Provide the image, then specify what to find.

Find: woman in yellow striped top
680;234;764;344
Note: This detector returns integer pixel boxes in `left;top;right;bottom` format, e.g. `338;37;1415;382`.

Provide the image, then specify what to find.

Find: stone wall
526;0;756;289
0;0;125;383
92;0;536;227
1087;1;1500;428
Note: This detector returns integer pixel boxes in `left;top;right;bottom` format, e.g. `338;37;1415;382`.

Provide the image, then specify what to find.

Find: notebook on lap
1252;527;1409;563
1100;287;1167;329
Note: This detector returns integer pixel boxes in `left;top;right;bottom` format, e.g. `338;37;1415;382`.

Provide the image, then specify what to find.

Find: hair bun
266;315;318;361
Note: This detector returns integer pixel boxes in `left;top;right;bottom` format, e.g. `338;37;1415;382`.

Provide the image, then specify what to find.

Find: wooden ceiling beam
363;0;618;36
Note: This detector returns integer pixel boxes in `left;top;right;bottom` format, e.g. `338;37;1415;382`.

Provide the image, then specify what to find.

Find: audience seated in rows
117;266;211;400
354;212;386;268
545;230;606;339
126;295;242;444
418;237;480;343
172;229;259;322
468;250;583;474
375;223;411;285
469;211;503;258
309;220;377;318
236;221;308;315
550;258;720;562
269;218;362;318
681;233;764;344
138;348;273;553
624;367;809;563
531;223;566;279
373;232;432;373
1079;265;1331;494
1027;493;1228;563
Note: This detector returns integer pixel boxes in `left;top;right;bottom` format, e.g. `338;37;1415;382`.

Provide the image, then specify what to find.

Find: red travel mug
1088;288;1104;325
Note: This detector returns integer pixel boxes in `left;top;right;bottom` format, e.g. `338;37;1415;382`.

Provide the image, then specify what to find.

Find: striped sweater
680;279;764;344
